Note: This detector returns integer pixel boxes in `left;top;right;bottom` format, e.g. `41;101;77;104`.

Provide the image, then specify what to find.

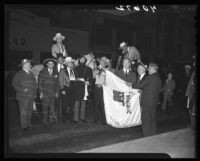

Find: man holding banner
93;57;108;125
115;58;137;87
134;63;162;137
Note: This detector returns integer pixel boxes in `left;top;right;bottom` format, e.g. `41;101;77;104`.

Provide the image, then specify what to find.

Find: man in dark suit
55;53;65;119
61;57;77;123
38;59;59;124
137;64;148;83
115;58;137;87
134;63;162;137
12;59;37;131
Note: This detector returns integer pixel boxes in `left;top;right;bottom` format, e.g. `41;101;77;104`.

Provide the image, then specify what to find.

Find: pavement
79;128;195;158
7;95;194;154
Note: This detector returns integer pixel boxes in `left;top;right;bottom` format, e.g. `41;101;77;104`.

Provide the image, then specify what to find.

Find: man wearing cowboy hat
118;42;141;71
12;59;38;131
52;33;68;58
60;57;77;123
93;56;108;125
38;58;59;124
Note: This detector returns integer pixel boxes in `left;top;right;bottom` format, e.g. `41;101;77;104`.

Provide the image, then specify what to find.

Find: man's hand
61;91;66;95
24;88;29;92
85;81;89;85
40;93;43;99
55;93;58;98
127;82;132;87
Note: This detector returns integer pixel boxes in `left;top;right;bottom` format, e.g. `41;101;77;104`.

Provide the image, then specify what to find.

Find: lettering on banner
113;90;136;114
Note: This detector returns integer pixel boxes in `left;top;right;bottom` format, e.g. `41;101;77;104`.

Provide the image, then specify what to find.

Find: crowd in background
7;33;196;136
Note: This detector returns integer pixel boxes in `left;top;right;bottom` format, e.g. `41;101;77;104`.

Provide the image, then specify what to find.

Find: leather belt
76;78;85;81
95;84;103;88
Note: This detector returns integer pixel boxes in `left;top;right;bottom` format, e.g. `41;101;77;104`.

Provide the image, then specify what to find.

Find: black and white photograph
5;4;197;158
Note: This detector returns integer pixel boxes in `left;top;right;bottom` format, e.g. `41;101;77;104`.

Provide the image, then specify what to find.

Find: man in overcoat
38;58;59;124
134;63;162;137
12;59;37;130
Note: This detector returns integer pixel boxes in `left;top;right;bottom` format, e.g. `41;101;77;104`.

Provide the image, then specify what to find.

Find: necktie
70;68;74;78
138;76;141;83
125;70;128;77
49;69;52;76
60;45;64;53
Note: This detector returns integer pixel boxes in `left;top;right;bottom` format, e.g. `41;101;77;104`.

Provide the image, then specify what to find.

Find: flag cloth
103;70;141;128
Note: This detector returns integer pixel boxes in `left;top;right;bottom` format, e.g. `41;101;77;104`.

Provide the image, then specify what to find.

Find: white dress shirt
67;67;75;81
139;73;145;81
123;68;130;75
57;63;64;72
48;68;53;76
23;68;30;74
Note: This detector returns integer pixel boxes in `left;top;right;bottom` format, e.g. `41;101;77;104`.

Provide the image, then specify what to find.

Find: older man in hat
136;64;148;84
134;63;162;137
52;33;68;58
117;42;141;71
93;56;109;125
60;57;77;123
12;59;38;131
38;58;59;124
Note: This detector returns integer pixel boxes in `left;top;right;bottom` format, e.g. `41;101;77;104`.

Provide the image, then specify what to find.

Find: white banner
103;70;141;128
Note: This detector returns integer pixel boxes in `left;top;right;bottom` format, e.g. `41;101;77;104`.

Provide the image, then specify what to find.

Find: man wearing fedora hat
118;42;141;72
38;58;59;124
134;63;162;137
60;57;77;123
52;33;68;58
12;59;38;131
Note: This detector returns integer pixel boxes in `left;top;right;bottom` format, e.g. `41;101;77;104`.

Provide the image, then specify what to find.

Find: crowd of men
11;33;195;137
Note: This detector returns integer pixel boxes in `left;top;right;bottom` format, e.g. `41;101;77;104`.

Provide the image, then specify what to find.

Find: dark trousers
141;104;157;137
41;95;56;123
62;81;76;121
18;99;34;129
94;86;106;124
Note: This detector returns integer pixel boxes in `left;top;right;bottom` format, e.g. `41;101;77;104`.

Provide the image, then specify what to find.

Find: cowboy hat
18;59;32;67
100;56;110;65
43;58;57;64
53;33;65;41
119;42;128;49
64;57;75;63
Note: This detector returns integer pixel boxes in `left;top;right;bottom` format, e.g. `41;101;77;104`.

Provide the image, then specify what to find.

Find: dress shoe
22;127;29;131
80;119;87;123
73;121;78;124
49;120;56;124
102;122;107;126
